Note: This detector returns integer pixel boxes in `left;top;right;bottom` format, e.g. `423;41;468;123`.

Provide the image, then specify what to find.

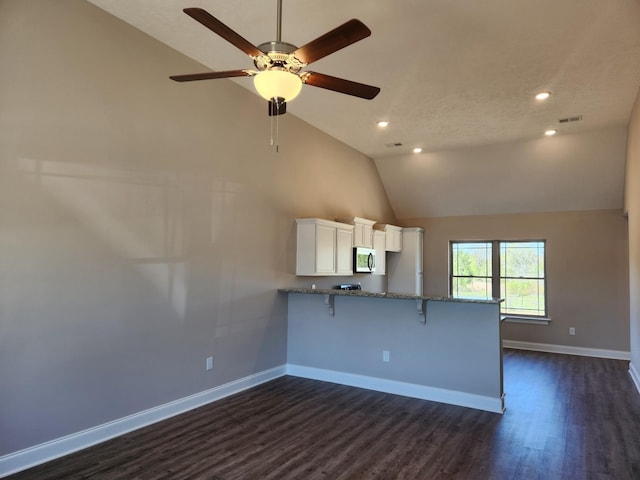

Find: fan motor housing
254;41;304;72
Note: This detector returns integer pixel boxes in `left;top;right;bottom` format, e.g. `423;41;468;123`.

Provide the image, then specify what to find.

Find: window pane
451;242;492;277
452;277;492;299
451;239;546;316
501;278;545;316
500;241;544;278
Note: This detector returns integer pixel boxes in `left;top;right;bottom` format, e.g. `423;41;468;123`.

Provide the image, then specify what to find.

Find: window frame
449;241;494;300
449;239;548;322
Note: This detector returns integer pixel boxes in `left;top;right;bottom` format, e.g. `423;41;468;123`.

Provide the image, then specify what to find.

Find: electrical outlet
569;327;576;336
383;350;390;362
206;356;214;371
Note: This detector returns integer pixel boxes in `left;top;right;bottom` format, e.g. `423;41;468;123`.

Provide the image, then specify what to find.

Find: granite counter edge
278;288;503;304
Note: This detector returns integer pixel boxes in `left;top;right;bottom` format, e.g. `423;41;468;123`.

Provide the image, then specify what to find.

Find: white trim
629;362;640;394
503;339;630;360
503;316;551;325
286;364;505;414
0;365;286;478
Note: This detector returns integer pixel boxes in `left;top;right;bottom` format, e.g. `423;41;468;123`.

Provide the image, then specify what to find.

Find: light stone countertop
278;287;503;304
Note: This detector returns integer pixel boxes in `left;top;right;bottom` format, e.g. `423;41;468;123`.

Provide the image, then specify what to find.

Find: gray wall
287;294;502;399
404;209;629;352
0;0;396;456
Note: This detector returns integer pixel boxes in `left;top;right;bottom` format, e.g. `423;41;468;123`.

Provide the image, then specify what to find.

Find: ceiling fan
170;1;380;116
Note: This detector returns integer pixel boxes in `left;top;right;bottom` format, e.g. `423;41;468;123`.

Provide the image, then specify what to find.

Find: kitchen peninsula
279;288;505;413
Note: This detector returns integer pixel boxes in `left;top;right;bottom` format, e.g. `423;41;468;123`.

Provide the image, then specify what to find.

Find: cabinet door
353;223;373;247
362;224;373;248
395;230;403;251
336;217;375;248
386;228;402;252
353;223;364;247
372;230;386;275
315;223;336;274
335;227;354;275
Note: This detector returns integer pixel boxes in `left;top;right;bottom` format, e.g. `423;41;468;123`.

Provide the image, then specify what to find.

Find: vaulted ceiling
89;0;640;218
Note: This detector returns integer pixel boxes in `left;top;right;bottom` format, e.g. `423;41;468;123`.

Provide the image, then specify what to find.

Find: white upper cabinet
372;229;386;275
335;217;377;248
335;226;354;275
296;218;354;276
375;224;403;252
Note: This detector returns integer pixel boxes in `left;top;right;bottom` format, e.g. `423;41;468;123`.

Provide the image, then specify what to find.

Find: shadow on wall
14;156;286;320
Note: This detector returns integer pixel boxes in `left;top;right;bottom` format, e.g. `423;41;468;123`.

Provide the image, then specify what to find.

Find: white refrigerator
387;227;424;295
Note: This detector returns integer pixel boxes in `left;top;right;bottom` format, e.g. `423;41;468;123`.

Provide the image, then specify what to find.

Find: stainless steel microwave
354;247;376;273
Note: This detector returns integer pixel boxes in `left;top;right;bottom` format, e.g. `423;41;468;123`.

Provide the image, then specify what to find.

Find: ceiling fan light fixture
254;69;302;102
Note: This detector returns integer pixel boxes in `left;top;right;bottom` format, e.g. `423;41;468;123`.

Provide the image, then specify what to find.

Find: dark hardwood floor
7;349;640;480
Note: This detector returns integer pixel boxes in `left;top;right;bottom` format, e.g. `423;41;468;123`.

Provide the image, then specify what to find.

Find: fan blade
170;70;252;82
293;19;371;65
183;8;264;59
302;72;380;99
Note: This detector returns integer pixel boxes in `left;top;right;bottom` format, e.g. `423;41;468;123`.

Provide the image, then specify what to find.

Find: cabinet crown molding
335;217;377;226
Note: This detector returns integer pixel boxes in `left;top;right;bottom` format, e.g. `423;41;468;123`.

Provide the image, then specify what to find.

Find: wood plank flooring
7;349;640;479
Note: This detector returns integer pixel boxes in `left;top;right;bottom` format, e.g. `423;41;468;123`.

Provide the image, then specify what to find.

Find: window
450;240;547;318
450;242;493;299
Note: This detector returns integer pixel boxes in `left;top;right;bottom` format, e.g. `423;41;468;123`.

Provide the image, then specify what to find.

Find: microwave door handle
368;252;373;271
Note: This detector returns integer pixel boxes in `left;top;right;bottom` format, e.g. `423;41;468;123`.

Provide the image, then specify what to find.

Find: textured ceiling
375;126;628;218
88;0;640;217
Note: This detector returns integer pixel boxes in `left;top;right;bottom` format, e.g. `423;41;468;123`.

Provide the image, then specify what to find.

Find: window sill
501;315;550;325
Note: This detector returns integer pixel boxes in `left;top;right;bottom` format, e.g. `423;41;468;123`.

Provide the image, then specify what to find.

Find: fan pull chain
275;112;280;153
270;112;274;147
269;106;280;153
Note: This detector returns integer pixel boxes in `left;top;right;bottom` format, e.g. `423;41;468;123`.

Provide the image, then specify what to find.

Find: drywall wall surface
403;209;629;351
287;294;502;399
0;0;394;456
627;88;640;374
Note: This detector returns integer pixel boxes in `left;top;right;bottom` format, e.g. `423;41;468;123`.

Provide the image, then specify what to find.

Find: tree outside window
450;240;546;317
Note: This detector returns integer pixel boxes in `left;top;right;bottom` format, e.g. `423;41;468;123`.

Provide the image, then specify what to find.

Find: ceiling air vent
558;115;582;124
385;142;403;148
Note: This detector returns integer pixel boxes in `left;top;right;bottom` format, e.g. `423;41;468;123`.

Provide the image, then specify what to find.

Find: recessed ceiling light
413;147;423;154
377;121;389;127
544;129;557;136
536;91;552;100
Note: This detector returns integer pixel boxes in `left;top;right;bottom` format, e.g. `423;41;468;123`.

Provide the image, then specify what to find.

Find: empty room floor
7;349;640;479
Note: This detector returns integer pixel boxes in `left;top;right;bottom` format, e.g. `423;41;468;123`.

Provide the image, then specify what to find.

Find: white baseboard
0;365;286;479
503;339;630;360
287;364;505;414
629;362;640;394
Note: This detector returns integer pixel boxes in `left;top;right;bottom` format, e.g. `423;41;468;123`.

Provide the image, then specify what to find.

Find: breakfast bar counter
279;288;505;413
279;287;502;303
